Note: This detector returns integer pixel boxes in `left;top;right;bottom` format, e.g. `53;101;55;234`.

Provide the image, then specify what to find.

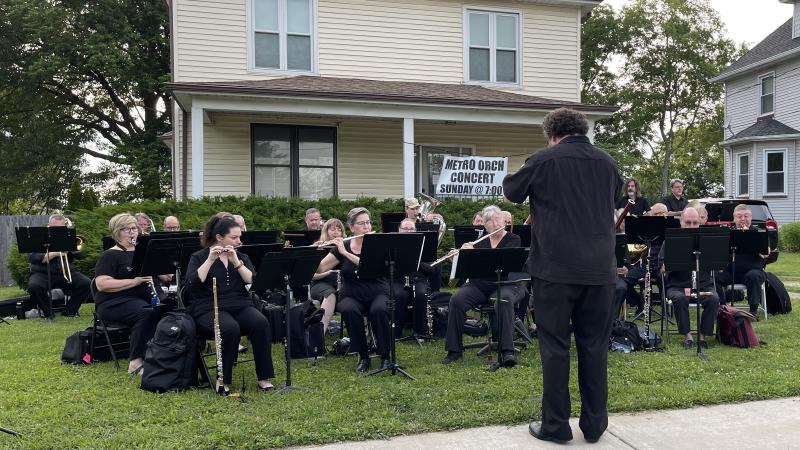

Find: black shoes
441;351;463;365
684;339;694;349
379;358;391;371
501;351;517;368
699;340;709;349
355;357;371;373
528;422;571;444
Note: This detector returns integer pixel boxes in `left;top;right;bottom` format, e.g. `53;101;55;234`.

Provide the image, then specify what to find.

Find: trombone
57;217;84;284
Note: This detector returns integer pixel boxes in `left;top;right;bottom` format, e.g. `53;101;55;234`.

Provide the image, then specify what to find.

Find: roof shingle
716;18;800;81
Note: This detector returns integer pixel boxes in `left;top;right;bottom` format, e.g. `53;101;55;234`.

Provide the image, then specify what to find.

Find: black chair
88;279;131;370
465;276;532;356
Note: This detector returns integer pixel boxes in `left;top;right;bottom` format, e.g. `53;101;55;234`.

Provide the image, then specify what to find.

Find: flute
430;228;504;266
317;231;375;248
212;277;225;395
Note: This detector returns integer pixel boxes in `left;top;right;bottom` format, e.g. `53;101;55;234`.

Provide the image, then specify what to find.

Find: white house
166;0;616;200
712;0;800;225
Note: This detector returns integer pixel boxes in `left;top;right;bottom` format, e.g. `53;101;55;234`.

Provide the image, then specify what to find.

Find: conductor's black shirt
503;135;623;285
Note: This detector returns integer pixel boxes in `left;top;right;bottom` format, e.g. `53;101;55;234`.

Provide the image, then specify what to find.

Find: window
465;9;520;84
759;73;774;115
252;125;336;199
736;153;748;197
764;150;786;195
251;0;313;71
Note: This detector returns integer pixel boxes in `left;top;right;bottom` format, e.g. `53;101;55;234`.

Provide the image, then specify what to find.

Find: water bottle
149;282;159;306
16;300;25;320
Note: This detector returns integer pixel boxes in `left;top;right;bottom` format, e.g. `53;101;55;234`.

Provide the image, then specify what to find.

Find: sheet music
450;252;459;280
417;234;424;271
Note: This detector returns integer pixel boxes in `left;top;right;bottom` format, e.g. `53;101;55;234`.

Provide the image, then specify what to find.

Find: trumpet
430;227;504;266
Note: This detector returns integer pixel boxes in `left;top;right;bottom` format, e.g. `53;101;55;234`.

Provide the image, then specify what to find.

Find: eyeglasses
121;226;138;233
165;226;180;231
399;227;416;232
354;220;372;226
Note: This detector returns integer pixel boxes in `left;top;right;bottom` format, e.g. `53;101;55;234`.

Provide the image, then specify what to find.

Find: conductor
503;108;623;444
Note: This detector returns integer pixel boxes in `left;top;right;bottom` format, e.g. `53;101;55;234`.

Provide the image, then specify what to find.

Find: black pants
666;288;719;336
716;270;766;309
27;271;91;317
392;278;430;337
533;278;614;441
97;297;159;360
445;283;522;353
338;294;390;359
613;267;645;319
193;304;274;384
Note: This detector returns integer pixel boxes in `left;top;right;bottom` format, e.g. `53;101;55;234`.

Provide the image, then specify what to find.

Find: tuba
417;192;446;245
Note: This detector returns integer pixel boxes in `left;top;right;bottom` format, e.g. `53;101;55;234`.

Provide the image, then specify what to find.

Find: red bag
717;305;760;348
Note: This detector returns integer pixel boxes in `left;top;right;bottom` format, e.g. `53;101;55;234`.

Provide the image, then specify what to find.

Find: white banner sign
435;156;508;197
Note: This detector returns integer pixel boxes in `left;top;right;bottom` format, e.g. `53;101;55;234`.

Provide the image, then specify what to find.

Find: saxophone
212;277;225;395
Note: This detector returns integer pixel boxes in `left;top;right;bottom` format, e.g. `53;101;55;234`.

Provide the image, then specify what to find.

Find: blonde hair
320;218;346;241
109;213;137;244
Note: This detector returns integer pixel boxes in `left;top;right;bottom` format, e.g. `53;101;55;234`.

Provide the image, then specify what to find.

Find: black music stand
241;230;280;245
727;229;768;303
453;225;484;248
395;231;439;345
664;227;730;359
252;248;326;395
454;247;528;371
15;226;77;321
380;212;407;233
506;224;531;248
359;232;424;380
282;230;321;247
615;234;628;269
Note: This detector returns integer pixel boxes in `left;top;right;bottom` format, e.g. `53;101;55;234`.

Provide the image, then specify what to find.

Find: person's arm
225;247;253;284
316;252;340;274
96;275;153;293
502;158;535;204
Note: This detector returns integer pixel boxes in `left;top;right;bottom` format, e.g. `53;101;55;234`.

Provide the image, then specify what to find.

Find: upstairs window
252;0;314;71
465;9;520;84
736;153;748;197
759;73;774;115
764;150;786;195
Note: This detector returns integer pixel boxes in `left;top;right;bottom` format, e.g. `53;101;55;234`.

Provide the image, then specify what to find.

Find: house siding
179;112;545;200
174;0;581;101
755;140;797;225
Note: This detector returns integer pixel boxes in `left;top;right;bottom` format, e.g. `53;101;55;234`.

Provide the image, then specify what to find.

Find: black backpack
141;312;198;393
765;272;792;315
62;329;94;364
289;300;325;359
609;319;643;352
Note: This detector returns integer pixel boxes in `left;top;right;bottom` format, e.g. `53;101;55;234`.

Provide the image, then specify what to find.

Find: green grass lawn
768;252;800;283
0;286;26;300
0;299;798;449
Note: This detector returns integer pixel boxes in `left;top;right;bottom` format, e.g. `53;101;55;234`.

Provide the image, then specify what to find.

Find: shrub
8;196;532;287
779;222;800;252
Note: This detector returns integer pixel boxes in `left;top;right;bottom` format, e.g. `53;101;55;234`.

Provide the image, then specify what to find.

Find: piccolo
430;228;504;266
317;231;375;248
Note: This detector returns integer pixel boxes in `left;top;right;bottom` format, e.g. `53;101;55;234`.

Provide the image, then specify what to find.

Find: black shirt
330;241;388;302
186;248;256;312
503;135;623;285
616;196;650;216
93;248;151;305
729;226;765;277
661;195;687;212
466;231;522;291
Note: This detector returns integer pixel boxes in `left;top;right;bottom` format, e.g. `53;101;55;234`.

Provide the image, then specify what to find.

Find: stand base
274;385;308;395
366;363;415;380
396;333;434;347
0;427;21;437
0;317;10;326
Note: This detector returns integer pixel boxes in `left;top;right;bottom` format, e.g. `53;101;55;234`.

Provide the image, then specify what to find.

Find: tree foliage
0;0;172;208
582;0;740;200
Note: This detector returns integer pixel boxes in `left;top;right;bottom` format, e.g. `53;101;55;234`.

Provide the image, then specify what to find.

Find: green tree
0;0;172;203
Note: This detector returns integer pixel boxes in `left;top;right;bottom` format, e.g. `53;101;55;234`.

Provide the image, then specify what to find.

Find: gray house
712;0;800;225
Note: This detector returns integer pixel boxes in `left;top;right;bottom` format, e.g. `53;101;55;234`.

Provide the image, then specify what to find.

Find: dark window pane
299;167;334;199
287;35;311;70
496;50;516;82
254;166;291;197
738;175;747;196
299;128;334;165
767;152;783;172
253;126;291;164
766;173;784;193
761;94;774;114
255;32;279;68
469;48;490;81
739;155;748;175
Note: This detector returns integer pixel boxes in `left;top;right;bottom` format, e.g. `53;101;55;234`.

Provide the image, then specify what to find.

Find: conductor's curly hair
542;108;589;141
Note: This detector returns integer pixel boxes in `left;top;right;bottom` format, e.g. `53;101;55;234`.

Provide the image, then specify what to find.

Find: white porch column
403;118;415;198
191;104;204;198
587;119;596;144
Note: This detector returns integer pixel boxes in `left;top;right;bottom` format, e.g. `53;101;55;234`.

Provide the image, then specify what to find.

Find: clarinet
425;279;434;340
212;277;225;395
642;246;653;348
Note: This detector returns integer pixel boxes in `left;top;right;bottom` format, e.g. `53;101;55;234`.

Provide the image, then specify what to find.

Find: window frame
247;0;318;74
762;148;787;196
736;152;749;197
250;123;337;198
758;71;775;116
463;6;523;87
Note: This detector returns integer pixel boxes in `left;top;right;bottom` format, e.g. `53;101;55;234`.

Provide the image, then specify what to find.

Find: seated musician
392;218;441;339
697;206;708;225
232;214;247;232
134;212;154;235
442;205;523;367
501;211;513;227
27;214;91;319
617;178;651;216
661;179;687;217
715;204;768;315
310;218;347;333
613;251;644;321
662;208;719;348
186;215;274;392
472;211;484;226
646;202;669;217
405;197;444;224
315;207;391;373
304;208;323;231
94;213;160;375
163;216;181;232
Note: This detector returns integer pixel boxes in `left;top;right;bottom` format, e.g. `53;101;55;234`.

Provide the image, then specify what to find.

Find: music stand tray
282;230;321;247
15;226;77;321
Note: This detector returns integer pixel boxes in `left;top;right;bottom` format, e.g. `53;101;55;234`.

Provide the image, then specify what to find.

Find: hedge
779;221;800;253
8;196;531;287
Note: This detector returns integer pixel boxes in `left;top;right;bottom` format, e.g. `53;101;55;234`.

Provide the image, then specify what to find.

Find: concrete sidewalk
302;397;800;449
